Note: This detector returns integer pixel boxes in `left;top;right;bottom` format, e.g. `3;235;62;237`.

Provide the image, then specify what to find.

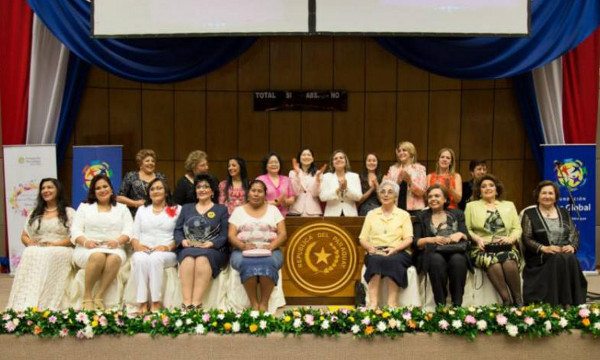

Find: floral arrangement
1;304;599;340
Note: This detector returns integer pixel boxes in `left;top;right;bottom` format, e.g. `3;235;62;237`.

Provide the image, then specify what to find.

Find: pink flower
402;312;412;320
304;314;314;326
161;316;169;326
59;328;69;337
438;320;449;330
202;313;211;323
361;317;371;325
76;330;86;339
4;322;16;332
496;314;508;326
99;316;108;327
152;320;157;328
48;315;57;324
524;317;535;326
464;315;476;325
578;308;591;318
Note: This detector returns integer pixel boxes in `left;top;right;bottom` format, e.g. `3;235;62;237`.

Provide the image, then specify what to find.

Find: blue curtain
27;0;256;83
513;72;545;174
377;0;600;79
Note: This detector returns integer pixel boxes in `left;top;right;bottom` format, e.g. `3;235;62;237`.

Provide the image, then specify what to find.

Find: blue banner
542;144;596;271
72;146;122;207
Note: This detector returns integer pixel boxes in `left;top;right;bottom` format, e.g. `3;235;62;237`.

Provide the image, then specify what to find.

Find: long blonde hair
435;147;456;174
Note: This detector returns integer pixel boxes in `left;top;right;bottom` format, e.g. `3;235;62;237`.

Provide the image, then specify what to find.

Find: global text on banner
71;145;123;208
542;144;596;271
2;145;57;273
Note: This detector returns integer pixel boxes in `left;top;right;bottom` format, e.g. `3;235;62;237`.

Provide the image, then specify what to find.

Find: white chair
63;260;130;309
362;265;422;308
224;267;286;313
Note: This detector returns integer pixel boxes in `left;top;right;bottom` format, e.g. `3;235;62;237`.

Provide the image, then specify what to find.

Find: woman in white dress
71;174;133;310
130;178;181;313
7;178;74;311
319;150;362;216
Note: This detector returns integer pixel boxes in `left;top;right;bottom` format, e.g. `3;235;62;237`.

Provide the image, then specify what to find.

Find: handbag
435;241;469;254
484;243;512;253
242;248;272;257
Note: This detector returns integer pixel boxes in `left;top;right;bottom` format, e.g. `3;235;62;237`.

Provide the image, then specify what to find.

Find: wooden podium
281;217;366;305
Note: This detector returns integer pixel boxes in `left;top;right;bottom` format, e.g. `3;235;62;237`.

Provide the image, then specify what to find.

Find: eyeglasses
196;184;211;189
378;189;395;195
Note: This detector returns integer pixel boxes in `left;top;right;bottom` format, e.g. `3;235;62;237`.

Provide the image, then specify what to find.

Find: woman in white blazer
319;150;362;216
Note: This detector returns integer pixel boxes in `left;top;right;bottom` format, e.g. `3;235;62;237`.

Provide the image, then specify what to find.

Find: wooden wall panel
142;90;174;160
428;91;461;159
108;89;141;159
333;38;365;91
206;92;238;160
430;74;461;90
207;59;238;91
365;41;396;91
492;160;524;210
269;112;301;161
108;74;140;89
365;93;396;161
460;90;494;160
302;37;333;88
462;79;495;90
87;66;108;88
238;93;269;161
174;76;206;91
239;38;270;91
270;37;301;89
75;88;109;145
173;91;205;160
301;112;333;161
398;60;429;91
397;92;429;161
493;89;524;159
333;92;364;161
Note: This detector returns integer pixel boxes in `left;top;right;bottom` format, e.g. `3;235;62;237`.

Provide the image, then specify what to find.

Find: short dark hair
295;148;317;176
472;174;504;200
426;184;450;210
261;152;283;175
194;173;219;203
246;179;268;202
469;159;487;172
86;174;117;205
144;178;175;206
533;180;560;205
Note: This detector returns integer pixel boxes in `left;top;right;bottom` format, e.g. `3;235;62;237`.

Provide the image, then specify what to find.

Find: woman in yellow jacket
465;174;523;306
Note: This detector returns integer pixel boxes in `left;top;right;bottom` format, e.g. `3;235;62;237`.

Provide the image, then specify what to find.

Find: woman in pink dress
218;157;249;214
288;148;327;217
256;152;296;217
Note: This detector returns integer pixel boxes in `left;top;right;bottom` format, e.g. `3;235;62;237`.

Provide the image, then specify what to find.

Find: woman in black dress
521;180;587;305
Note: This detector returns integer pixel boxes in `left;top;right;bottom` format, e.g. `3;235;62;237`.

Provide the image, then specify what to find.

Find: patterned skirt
470;246;521;270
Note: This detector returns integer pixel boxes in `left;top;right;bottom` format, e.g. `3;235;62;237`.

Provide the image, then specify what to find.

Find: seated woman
7;178;75;311
175;174;229;310
465;174;523;306
256;152;296;217
358;153;382;216
414;185;470;306
426;148;462;209
289;148;327;217
386;141;426;214
358;180;413;309
117;149;166;216
130;178;181;313
218;157;249;214
521;180;587;305
71;174;133;310
228;180;286;311
319;150;362;216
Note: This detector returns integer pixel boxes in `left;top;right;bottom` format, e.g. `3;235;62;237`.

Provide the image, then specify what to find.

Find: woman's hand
197;241;214;249
133;242;150;252
84;240;99;249
430;236;448;246
398;169;410;183
561;245;575;254
368;173;378;189
181;239;191;248
475;239;485;251
292;158;301;175
448;233;464;243
541;245;561;254
153;245;171;252
495;236;514;245
134;199;145;208
338;177;347;191
106;240;120;249
242;242;257;251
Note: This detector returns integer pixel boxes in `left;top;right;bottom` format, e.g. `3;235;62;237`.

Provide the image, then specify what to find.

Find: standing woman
426;148;462;209
218;157;249;215
256;152;296;217
386;141;426;214
289;148;326;217
175;174;229;309
357;153;382;216
413;185;470;306
130;178;181;313
228;180;287;311
359;180;413;308
173;150;212;205
7;178;75;311
465;174;523;305
319;150;362;216
71;174;133;310
117;149;166;216
521;181;587;305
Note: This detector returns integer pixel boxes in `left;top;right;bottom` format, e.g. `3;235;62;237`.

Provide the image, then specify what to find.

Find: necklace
540;206;555;218
152;204;165;214
45;207;58;212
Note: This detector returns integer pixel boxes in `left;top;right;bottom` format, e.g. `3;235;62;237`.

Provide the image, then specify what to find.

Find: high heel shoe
93;298;105;310
82;299;94;311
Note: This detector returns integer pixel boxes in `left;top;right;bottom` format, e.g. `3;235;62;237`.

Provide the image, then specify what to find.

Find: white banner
3;145;57;274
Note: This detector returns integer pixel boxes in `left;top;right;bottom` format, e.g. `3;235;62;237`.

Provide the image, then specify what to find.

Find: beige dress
7;208;75;310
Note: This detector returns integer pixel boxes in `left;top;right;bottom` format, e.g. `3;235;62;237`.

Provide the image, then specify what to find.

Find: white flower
524;317;534;326
217;313;225;320
452;320;462;329
84;325;94;339
351;325;361;334
321;320;330;330
76;312;89;324
175;319;183;328
592;308;600;316
259;320;267;330
544;320;552;332
264;312;272;317
250;310;260;319
558;317;568;328
388;319;398;329
593;322;600;330
2;314;11;321
293;318;302;329
12;318;20;326
506;324;518;337
376;321;387;332
361;317;371;325
468;306;476;312
232;321;241;333
185;319;193;325
438;320;449;330
476;320;487;331
195;324;206;334
448;310;455;316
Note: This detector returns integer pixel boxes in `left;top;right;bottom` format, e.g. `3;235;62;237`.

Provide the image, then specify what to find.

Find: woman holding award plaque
71;174;133;310
228;179;287;311
464;174;523;306
174;174;229;310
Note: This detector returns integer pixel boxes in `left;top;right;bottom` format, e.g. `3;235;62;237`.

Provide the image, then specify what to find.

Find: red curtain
562;28;600;144
0;0;33;145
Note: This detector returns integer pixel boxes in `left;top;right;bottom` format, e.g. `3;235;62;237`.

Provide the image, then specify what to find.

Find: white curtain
26;15;70;144
532;58;565;144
